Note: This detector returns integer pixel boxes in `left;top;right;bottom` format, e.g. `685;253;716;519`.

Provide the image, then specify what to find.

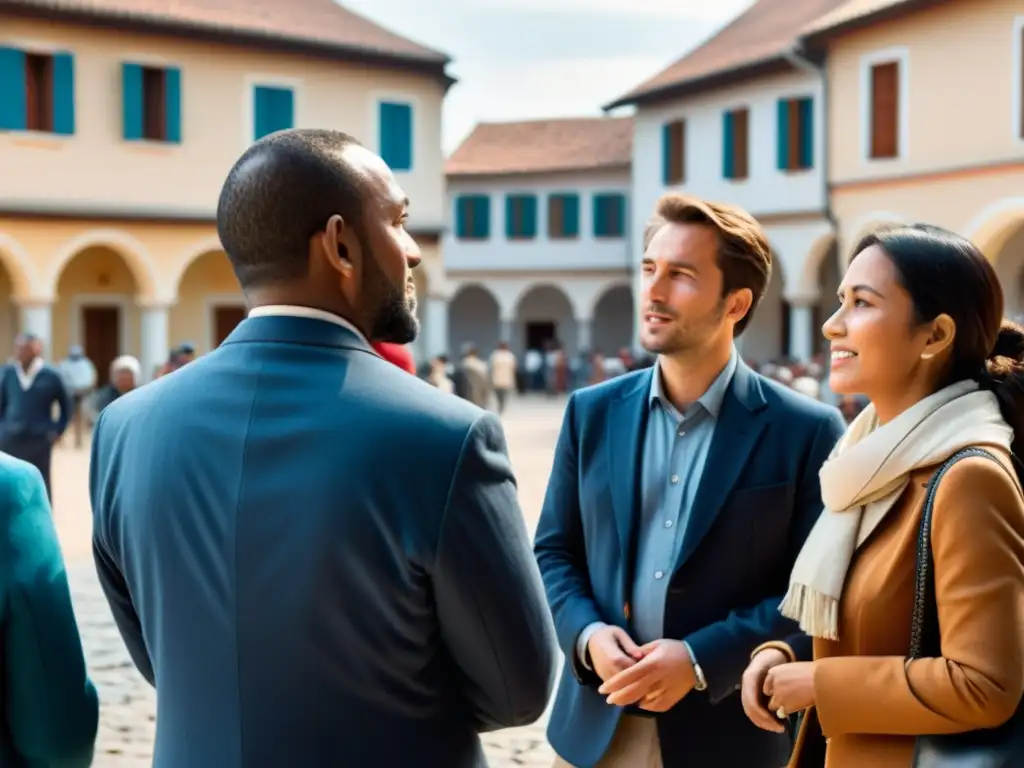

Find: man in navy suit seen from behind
535;193;846;767
90;128;557;768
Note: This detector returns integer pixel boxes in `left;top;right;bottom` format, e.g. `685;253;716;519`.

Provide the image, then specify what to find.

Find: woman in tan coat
739;224;1024;767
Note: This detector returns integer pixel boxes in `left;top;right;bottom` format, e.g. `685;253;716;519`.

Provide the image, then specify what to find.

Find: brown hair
643;193;772;336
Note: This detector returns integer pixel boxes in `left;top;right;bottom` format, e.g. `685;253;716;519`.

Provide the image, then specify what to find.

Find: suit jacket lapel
675;362;768;569
607;370;653;573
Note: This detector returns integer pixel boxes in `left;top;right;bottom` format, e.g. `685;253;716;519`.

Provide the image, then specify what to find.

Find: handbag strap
908;447;1006;660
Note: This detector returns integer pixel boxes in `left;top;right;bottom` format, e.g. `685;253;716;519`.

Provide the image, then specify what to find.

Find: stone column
424;295;448;359
576;317;592;354
17;299;53;351
786;296;818;362
499;318;515;346
140;303;171;383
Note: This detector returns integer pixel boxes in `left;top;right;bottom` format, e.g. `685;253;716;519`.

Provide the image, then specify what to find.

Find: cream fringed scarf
779;379;1013;640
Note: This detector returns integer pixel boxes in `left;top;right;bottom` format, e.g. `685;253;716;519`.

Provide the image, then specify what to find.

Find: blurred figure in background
93;355;141;415
427;354;454;393
58;344;97;448
489;341;517;414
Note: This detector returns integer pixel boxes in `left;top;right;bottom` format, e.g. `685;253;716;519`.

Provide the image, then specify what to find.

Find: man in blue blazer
90;129;557;768
535;194;845;767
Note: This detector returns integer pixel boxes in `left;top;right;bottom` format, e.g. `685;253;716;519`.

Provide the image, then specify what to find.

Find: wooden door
214;306;246;348
83;306;120;387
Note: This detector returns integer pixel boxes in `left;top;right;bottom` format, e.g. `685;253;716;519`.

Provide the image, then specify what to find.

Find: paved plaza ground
52;394;568;767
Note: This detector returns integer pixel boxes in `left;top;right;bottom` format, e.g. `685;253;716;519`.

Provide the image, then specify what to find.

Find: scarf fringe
779;583;840;641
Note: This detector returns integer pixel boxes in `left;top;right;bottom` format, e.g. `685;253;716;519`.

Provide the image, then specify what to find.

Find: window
0;47;74;134
122;62;181;143
455;195;490;239
869;61;900;159
662;119;686;185
593;193;626;238
253;85;294;140
777;97;814;171
548;193;580;239
723;107;749;180
379;101;413;171
506;194;537;239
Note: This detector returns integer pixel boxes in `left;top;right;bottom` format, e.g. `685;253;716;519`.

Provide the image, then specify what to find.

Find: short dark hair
216;129;366;288
855;224;1024;478
644;193;772;336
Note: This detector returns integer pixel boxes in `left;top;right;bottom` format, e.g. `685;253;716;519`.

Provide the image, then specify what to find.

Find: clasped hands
740;649;816;732
589;626;696;712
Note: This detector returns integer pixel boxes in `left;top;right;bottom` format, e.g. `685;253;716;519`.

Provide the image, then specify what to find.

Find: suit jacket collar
221;314;376;356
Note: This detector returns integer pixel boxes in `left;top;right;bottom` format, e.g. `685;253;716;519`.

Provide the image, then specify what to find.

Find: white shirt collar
14;356;44;391
247;305;372;347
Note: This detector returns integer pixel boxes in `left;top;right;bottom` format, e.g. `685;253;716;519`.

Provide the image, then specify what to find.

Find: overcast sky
337;0;755;153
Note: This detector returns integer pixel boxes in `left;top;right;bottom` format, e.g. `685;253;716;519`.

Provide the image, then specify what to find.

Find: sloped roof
802;0;941;41
446;116;633;177
0;0;450;69
606;0;847;108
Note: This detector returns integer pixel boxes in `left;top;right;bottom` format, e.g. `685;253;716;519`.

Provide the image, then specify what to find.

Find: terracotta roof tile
802;0;925;37
446;116;633;177
0;0;449;64
607;0;847;107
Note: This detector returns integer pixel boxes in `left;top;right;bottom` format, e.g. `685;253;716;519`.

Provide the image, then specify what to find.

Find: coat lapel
675;362;768;569
607;369;653;571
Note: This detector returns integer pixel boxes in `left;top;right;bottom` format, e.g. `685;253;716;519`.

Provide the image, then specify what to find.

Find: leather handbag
909;447;1024;767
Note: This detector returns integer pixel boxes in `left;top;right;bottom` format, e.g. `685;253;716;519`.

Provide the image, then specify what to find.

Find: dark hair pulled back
853;224;1024;472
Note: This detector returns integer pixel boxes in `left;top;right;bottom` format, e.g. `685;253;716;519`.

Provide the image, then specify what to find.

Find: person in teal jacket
1;452;99;766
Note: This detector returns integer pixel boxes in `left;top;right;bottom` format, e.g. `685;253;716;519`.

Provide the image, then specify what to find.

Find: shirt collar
649;346;738;418
247;305;373;349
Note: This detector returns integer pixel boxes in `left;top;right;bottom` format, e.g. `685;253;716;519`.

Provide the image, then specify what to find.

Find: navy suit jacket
90;315;557;768
534;362;845;768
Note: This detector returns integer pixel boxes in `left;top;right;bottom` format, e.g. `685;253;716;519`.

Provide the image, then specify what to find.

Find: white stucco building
438;117;635;360
606;0;845;364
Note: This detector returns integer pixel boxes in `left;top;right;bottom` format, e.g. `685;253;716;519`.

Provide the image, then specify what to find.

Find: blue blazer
534;362;845;768
90;315;557;768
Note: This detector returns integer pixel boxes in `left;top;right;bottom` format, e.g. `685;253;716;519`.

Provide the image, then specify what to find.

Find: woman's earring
921;352;934;360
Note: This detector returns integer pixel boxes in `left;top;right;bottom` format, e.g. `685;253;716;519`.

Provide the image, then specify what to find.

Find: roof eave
602;55;793;111
445;161;631;179
0;2;453;84
801;0;945;49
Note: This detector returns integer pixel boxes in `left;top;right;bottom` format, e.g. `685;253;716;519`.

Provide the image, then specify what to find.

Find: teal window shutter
51;52;75;135
661;123;672;185
164;66;181;143
252;87;267;140
593;195;605;237
455;196;468;238
379;101;412;171
777;99;790;170
722;111;735;179
122;62;143;140
253;86;292;140
614;194;626;236
799;97;814;168
474;196;490;238
521;195;537;238
505;195;517;238
594;193;626;237
277;88;294;130
0;47;27;131
563;194;579;237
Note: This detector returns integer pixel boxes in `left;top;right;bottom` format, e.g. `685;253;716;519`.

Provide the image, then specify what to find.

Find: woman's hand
763;662;816;721
741;648;790;732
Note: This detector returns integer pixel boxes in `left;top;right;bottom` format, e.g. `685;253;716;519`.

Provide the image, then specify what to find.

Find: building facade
805;0;1024;314
440;117;635;360
607;0;847;364
0;0;450;381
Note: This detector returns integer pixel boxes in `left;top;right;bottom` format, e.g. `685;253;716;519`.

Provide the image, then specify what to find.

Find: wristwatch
685;641;708;692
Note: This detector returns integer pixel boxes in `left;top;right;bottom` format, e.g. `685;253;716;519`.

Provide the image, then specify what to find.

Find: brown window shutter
143;67;167;141
25;54;54;132
668;120;686;184
548;196;564;238
733;108;749;179
870;62;899;158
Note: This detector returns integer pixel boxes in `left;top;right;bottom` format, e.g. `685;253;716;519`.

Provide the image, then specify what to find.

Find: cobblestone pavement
53;394;566;767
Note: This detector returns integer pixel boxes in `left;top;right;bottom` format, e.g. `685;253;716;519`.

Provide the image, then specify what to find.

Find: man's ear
319;214;363;278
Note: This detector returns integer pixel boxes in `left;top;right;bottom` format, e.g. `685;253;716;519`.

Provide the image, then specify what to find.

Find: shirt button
665;520;673;528
678;430;686;437
654;570;664;579
670;474;679;484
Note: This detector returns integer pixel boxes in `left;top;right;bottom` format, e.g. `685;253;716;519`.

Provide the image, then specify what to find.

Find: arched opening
54;245;141;386
515;284;577;357
172;249;244;355
0;238;32;356
812;238;841;356
590;283;634;356
448;285;501;358
991;219;1024;319
739;259;785;365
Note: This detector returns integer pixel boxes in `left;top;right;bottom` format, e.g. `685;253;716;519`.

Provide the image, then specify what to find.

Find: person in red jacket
372;341;416;375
